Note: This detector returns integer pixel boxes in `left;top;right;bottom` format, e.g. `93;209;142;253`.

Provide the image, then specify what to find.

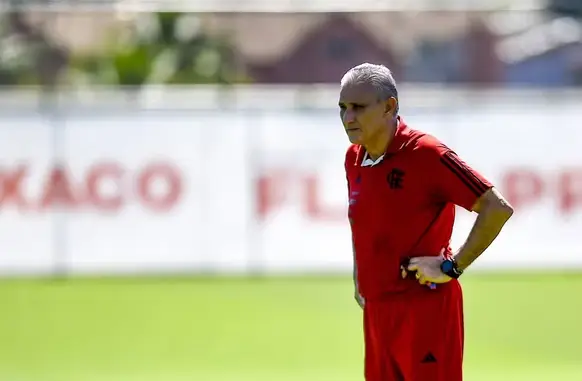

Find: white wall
0;86;580;276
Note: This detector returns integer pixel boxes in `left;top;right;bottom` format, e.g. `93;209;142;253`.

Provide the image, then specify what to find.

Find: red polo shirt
345;117;493;300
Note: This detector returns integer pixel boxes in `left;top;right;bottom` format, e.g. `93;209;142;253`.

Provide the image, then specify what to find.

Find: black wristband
440;258;463;279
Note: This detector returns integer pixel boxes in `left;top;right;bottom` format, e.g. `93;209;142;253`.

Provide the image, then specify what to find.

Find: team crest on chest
386;168;405;189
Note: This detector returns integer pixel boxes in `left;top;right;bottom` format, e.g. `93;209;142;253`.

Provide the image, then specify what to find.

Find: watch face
442;260;453;272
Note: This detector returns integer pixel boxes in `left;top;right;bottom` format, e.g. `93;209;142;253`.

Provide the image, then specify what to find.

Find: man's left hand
406;254;452;285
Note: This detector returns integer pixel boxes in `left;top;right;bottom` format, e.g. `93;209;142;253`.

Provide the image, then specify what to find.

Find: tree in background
548;0;582;19
69;12;249;87
0;12;68;88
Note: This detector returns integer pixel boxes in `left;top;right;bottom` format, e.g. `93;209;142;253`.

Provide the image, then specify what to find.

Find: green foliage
68;12;246;87
0;12;249;87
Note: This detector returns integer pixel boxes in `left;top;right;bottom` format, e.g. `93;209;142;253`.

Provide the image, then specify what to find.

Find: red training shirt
345;117;493;300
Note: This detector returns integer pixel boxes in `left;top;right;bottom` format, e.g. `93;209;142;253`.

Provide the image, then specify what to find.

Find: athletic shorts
363;280;464;381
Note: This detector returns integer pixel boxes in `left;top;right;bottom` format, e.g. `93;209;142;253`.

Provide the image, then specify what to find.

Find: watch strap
441;258;463;279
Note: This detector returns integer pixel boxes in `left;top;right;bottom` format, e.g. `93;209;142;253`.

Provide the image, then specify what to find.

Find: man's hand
405;253;452;285
354;290;365;309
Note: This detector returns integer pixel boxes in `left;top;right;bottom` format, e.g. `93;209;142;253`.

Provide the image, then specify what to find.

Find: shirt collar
361;152;384;167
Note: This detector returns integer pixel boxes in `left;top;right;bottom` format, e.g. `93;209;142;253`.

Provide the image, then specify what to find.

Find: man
340;63;513;381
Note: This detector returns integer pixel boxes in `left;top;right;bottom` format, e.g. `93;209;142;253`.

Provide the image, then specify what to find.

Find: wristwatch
440;258;463;279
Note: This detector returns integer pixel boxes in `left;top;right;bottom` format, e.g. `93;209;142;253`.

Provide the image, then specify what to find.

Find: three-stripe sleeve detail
440;151;489;196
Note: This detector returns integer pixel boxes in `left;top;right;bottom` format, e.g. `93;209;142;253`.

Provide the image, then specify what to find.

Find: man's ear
384;97;398;117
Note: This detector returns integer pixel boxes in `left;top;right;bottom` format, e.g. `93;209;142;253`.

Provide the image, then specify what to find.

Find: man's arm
454;187;513;271
352;240;364;308
352;240;358;289
408;144;513;283
345;153;364;308
434;147;513;272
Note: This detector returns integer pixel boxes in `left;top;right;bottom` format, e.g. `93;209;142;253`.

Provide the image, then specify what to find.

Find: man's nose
343;110;356;124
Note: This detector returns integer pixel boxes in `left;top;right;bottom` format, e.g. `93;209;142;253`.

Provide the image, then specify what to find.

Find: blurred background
1;0;582;380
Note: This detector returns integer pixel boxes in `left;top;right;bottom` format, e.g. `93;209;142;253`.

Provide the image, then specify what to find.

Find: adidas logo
421;352;437;363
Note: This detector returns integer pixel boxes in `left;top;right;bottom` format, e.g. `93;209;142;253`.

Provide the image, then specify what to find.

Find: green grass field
1;273;581;381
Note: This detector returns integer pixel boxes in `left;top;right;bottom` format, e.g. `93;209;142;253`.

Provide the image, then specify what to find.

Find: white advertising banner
0;88;581;275
254;110;582;272
0;111;253;275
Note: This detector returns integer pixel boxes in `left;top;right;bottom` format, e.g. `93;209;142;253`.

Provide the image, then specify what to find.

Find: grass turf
0;273;581;381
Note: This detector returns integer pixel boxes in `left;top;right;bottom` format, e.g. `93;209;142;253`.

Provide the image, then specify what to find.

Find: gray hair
341;63;399;114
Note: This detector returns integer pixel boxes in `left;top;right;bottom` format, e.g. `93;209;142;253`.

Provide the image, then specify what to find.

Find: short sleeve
425;142;493;211
345;145;358;193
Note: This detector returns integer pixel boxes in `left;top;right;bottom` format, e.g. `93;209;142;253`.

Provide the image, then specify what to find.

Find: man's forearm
455;193;513;271
352;240;359;291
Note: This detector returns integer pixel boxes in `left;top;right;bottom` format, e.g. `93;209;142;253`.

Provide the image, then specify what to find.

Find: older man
340;63;513;381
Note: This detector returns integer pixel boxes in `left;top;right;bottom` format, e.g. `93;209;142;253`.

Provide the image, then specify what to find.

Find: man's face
338;82;396;145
